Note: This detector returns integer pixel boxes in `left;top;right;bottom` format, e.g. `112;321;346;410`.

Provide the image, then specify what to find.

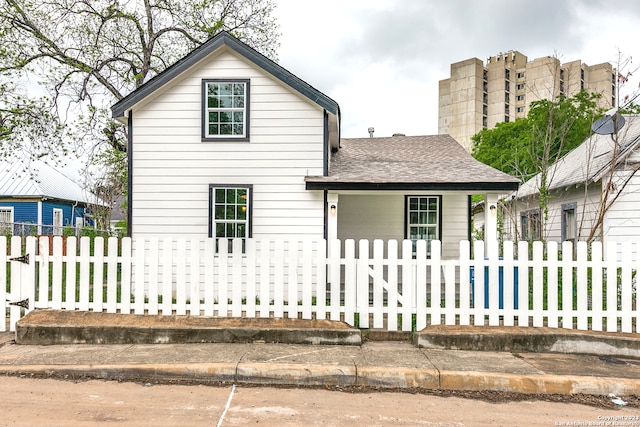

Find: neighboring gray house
506;115;640;251
111;31;518;257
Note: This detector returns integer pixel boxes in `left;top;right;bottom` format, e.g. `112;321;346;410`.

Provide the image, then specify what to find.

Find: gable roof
516;115;640;198
111;31;339;119
0;160;94;204
305;135;520;191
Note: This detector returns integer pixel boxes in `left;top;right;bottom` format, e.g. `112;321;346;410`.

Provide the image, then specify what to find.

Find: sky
273;0;640;138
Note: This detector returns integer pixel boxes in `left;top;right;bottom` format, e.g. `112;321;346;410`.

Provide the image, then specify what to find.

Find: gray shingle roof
516;115;640;198
305;134;520;191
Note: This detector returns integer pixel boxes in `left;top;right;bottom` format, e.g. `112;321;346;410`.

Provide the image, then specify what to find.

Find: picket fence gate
2;235;639;334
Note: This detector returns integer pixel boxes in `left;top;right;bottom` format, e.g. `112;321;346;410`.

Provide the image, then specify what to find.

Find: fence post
401;240;414;331
472;240;485;326
561;241;576;329
386;239;398;331
502;241;515;327
343;239;356;326
430;240;442;326
372;239;384;329
356;239;369;329
64;237;77;311
545;241;559;328
415;239;427;330
458;240;471;326
0;237;5;332
24;236;36;315
621;242;633;333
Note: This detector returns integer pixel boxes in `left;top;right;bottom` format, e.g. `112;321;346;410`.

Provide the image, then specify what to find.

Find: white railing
2;236;639;333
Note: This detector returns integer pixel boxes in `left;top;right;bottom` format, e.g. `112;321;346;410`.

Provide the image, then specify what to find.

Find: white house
111;32;518;257
506;115;640;252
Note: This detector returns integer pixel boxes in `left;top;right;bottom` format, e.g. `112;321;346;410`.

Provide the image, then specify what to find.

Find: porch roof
305;134;519;192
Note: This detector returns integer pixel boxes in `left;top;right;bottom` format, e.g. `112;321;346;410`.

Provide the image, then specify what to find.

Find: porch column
484;194;499;254
327;193;338;248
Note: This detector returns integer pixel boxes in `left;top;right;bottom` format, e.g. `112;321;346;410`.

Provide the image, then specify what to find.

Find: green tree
0;0;280;227
0;0;280;154
472;91;602;182
0;79;68;163
472;91;603;241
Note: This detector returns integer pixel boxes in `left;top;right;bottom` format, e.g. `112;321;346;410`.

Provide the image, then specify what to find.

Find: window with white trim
406;196;440;253
203;80;249;140
209;185;251;251
0;207;13;235
53;208;63;236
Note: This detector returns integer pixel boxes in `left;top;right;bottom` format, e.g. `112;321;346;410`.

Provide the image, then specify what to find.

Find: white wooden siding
604;171;640;251
441;194;469;258
130;49;326;240
508;184;602;243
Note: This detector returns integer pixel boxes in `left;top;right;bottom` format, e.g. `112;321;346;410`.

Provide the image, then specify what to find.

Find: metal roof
0;160;95;204
111;31;340;119
305;135;520;191
516;115;640;198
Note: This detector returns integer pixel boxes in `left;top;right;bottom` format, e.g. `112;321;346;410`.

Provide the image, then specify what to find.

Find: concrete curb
1;363;638;396
438;370;640;396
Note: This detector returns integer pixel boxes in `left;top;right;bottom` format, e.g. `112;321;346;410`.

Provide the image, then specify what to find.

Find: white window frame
53;208;63;236
0;207;13;235
406;196;441;254
202;79;250;141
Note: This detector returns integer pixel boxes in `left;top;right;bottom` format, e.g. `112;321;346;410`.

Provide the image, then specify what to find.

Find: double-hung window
561;203;577;243
202;79;249;141
406;196;441;254
521;209;541;241
0;207;13;235
209;185;252;252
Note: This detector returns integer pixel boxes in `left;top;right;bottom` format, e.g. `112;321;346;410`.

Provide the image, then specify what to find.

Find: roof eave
111;32;339;119
305;181;519;192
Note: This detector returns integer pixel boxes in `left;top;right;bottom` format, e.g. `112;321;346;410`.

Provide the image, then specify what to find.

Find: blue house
0;161;95;236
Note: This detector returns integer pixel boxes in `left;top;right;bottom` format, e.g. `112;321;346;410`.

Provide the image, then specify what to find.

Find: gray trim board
305;181;520;192
127;111;133;237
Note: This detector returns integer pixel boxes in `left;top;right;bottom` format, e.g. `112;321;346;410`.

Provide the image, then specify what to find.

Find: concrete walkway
1;310;639;398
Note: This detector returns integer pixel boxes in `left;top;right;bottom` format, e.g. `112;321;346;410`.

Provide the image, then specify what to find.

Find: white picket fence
2;236;639;333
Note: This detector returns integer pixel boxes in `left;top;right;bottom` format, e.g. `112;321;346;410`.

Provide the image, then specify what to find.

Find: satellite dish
591;113;626;135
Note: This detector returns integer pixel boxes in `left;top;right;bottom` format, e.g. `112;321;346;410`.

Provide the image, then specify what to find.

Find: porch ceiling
305;134;519;192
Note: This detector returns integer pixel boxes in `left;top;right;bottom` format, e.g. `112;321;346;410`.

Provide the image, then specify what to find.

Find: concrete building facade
439;51;616;151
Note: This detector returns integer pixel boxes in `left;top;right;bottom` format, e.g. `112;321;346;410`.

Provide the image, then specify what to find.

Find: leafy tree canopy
471;91;604;182
0;0;280;161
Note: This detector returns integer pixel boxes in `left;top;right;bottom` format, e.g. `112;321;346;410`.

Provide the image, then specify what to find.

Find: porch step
15;310;362;346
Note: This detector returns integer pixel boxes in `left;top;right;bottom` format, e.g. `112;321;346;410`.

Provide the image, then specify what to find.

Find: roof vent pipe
368;127;374;138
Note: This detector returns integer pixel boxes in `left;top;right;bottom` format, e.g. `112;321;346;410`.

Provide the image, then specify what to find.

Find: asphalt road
1;376;639;426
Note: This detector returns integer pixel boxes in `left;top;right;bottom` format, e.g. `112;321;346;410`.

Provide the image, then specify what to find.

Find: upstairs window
202;79;250;141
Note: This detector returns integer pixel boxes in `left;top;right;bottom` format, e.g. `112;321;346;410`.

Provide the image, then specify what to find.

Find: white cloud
274;0;640;138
